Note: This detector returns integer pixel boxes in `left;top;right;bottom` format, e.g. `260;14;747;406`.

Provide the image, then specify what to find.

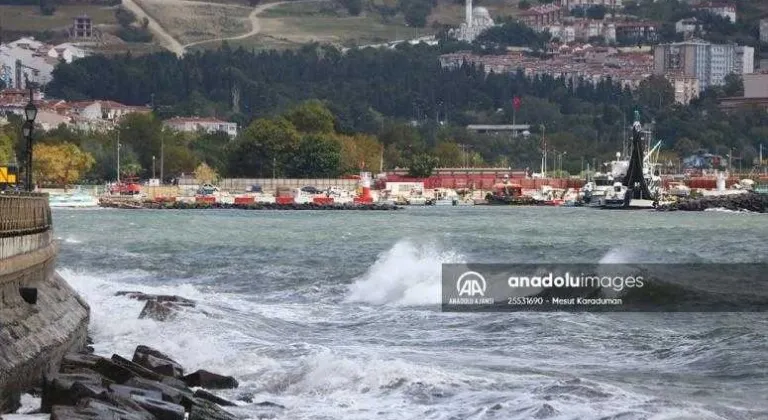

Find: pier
0;192;90;413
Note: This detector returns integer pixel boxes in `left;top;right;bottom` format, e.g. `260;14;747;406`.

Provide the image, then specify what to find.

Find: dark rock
124;376;195;406
109;384;163;401
133;345;184;378
77;397;155;420
160;375;190;391
194;389;237;406
111;354;164;382
183;370;239;390
236;393;253;403
86;336;94;345
41;372;107;412
131;395;186;420
188;399;239;420
256;401;285;409
60;353;104;373
116;291;195;307
84;345;95;354
93;357;139;384
138;300;177;321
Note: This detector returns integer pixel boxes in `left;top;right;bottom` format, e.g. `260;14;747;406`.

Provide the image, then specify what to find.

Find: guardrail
0;192;52;238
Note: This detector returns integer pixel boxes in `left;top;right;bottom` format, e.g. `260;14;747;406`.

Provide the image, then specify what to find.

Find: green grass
0;5;118;32
90;42;164;56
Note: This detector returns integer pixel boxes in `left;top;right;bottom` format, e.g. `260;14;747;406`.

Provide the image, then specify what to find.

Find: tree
285;100;335;134
285;134;342;178
723;73;743;97
194;162;219;184
339;134;383;174
228;117;300;177
0;132;14;164
586;5;606;20
518;0;531;9
434;142;463;167
340;0;363;15
32;143;95;188
407;153;438;177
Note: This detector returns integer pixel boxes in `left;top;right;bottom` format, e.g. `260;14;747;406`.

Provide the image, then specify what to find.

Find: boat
601;182;630;209
486;178;536;205
432;189;458;206
406;189;427;206
49;188;99;208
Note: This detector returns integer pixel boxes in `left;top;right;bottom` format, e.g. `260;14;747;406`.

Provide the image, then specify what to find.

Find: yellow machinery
0;165;18;187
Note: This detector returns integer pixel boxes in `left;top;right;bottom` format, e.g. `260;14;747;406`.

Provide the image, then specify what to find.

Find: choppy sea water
53;207;768;420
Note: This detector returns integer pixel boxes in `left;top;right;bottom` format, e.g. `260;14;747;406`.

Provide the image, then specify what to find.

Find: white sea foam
345;239;465;306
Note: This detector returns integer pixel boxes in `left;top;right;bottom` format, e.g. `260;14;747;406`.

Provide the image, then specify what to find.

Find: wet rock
131;394;186;420
533;403;557;419
256;401;285;409
116;292;195;307
78;397;155;420
236;393;253;403
109;384;163;401
41;372;107;412
133;345;184;379
138;300;177;321
188;399;239;420
183;370;239;390
93;357;142;384
111;354;165;382
59;353;104;374
194;389;237;406
124;376;195;406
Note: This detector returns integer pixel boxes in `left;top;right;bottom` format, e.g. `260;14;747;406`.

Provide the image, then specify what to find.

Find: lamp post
152;155;156;179
23;88;38;192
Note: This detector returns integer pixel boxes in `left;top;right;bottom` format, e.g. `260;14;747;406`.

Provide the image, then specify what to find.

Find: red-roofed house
163;117;238;138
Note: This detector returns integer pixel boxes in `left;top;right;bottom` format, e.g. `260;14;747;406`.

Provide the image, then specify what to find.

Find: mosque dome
472;6;491;20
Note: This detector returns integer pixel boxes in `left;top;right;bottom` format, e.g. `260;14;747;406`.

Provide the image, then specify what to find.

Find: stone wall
0;192;90;413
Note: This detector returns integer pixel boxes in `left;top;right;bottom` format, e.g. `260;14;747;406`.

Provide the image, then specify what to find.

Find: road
182;1;292;50
121;0;185;56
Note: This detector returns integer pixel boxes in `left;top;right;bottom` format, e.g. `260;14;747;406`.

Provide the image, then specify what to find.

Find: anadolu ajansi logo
456;271;487;297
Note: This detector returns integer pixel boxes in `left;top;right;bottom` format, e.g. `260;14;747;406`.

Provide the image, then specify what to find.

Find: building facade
558;0;622;10
164;117;238;138
743;73;768;99
666;74;700;105
519;5;563;31
614;22;658;44
653;39;751;90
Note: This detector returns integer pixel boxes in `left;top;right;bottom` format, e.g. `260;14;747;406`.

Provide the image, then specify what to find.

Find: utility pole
116;130;121;184
160;131;165;184
540;124;547;176
152;156;156;179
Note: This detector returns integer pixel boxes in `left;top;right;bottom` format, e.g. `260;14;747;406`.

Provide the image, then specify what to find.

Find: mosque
451;0;496;42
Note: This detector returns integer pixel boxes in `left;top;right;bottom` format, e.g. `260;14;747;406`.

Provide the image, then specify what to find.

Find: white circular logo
456;271;487;297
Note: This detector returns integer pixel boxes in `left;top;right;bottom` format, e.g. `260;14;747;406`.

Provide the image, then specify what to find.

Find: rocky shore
657;192;768;213
98;199;401;211
2;291;281;420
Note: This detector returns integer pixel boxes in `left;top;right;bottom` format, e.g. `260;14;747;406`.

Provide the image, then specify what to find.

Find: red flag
513;96;521;111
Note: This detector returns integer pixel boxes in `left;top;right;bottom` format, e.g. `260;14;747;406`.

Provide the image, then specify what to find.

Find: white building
0;37;88;88
666;74;700;105
735;45;754;74
452;0;495;42
164;117;238;138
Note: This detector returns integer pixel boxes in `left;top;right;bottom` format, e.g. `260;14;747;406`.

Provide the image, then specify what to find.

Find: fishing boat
601;182;630;209
432;189;458;206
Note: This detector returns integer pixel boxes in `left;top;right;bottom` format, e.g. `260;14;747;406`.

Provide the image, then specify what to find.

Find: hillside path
122;0;185;56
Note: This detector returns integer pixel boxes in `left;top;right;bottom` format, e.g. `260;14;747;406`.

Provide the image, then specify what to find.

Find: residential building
653;39;751;90
439;45;653;90
675;18;704;39
549;18;616;43
735;45;754;74
692;2;736;23
666;74;700;105
557;0;622;10
519;5;563;31
614;21;658;44
164;117;238;138
761;19;768;43
0;37;88;89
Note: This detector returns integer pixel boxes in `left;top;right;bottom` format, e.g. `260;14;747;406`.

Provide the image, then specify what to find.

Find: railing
0;192;52;238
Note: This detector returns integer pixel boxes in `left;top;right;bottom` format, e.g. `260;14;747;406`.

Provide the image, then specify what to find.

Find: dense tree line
44;43;767;175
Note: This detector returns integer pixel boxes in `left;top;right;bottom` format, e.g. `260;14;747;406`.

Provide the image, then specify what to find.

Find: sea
52;206;768;420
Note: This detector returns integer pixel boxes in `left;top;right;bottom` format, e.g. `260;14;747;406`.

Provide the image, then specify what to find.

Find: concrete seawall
0;192;90;413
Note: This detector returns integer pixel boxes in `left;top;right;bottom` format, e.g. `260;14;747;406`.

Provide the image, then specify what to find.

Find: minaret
466;0;472;27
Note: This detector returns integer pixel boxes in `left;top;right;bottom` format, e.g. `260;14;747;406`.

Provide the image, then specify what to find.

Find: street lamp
23;89;37;192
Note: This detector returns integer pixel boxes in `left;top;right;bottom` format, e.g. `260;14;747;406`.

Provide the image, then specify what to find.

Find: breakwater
0;192;90;413
99;199;401;211
657;192;768;212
